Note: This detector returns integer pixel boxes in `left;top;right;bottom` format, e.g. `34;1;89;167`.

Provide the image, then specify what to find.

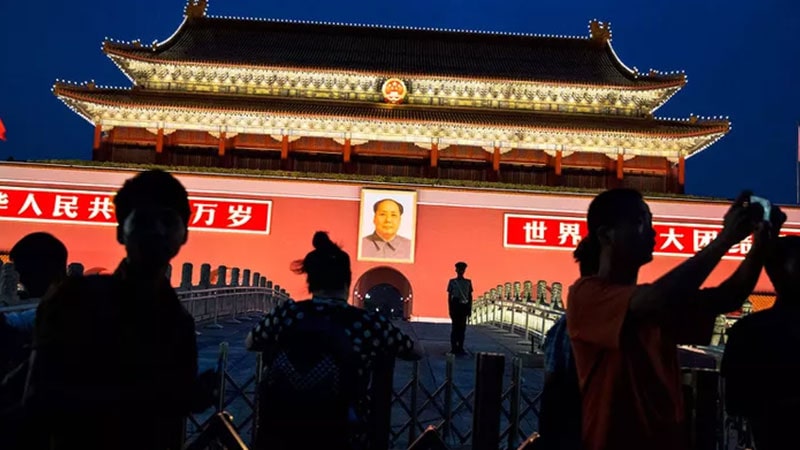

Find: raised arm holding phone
565;188;783;450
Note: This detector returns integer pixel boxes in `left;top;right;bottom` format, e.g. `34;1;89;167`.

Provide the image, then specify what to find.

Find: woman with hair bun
246;231;420;450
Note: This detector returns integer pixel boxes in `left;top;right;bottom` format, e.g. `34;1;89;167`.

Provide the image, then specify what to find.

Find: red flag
0;118;5;141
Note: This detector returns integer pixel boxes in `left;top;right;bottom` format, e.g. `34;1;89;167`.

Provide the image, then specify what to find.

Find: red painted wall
0;163;794;319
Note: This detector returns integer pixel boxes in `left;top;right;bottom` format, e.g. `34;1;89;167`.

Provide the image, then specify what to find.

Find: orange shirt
566;277;714;450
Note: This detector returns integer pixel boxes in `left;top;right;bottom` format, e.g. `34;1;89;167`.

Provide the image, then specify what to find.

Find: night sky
1;0;798;203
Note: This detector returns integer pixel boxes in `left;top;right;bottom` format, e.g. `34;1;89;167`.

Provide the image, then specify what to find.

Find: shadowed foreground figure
24;170;208;450
566;188;779;450
247;231;420;450
722;236;800;450
0;233;67;449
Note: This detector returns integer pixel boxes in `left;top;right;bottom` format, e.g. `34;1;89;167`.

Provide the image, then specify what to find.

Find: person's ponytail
292;231;352;293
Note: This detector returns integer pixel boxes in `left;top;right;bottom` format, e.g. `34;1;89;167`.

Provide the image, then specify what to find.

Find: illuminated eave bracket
59;95;728;162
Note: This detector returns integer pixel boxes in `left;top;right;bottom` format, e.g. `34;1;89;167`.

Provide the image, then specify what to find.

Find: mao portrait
357;189;417;263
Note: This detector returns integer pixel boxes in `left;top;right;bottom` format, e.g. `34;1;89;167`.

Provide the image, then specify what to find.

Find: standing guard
447;261;473;355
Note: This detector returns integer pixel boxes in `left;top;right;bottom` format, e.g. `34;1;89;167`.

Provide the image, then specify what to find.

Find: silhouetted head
574;189;655;275
455;261;467;276
372;199;403;241
765;236;800;303
114;170;190;272
292;231;352;297
10;232;67;298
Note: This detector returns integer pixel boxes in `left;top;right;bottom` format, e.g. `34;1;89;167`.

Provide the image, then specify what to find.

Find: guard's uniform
447;276;473;354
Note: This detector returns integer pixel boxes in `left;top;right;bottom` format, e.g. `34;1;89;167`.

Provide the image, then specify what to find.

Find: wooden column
92;123;102;150
343;138;352;163
428;142;439;178
280;134;292;171
343;137;354;174
678;155;686;194
488;146;501;182
217;131;234;168
554;150;563;176
91;123;110;162
155;128;168;165
616;153;624;180
156;128;165;154
217;131;227;156
281;135;289;159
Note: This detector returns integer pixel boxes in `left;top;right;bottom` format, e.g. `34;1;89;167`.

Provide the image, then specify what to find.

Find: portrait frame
357;188;418;264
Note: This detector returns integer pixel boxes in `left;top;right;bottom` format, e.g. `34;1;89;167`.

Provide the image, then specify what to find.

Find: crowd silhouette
0;169;797;450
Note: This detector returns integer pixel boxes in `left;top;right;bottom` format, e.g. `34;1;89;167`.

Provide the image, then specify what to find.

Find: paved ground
190;315;544;450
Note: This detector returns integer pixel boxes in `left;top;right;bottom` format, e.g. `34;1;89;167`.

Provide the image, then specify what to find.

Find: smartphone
750;195;771;221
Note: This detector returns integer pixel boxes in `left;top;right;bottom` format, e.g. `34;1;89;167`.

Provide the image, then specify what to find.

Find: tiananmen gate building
0;0;792;319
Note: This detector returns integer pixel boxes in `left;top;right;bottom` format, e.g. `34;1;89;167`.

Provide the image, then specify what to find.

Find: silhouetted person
537;257;596;450
3;233;67;340
0;233;67;449
567;189;775;450
447;261;472;355
722;235;800;450
25;170;199;450
247;231;420;450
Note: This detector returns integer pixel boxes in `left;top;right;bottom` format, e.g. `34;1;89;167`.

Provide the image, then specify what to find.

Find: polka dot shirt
249;297;416;379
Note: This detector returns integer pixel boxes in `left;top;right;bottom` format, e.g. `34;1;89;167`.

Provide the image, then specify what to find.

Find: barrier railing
0;260;292;325
202;342;544;450
469;298;564;352
472;293;754;450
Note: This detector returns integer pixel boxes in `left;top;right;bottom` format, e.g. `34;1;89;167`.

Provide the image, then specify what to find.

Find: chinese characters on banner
0;186;272;234
504;213;800;260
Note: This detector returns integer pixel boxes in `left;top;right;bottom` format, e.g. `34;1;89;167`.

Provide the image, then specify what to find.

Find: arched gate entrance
352;267;412;320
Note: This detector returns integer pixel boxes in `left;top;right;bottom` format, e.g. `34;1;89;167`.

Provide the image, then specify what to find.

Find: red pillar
554;150;563;176
217;131;227;156
156;128;164;154
343;138;352;163
92;123;102;150
281;134;291;171
616;154;624;180
678;155;686;193
488;146;501;182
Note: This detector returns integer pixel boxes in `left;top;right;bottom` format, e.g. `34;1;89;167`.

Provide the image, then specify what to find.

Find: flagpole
797;122;799;205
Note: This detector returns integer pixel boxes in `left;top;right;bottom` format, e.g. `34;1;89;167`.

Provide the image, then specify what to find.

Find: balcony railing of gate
0;261;292;324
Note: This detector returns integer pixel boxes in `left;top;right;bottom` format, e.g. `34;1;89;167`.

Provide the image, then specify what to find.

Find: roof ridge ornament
589;19;611;44
185;0;208;19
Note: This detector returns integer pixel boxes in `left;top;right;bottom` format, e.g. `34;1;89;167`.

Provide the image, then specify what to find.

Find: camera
749;195;771;222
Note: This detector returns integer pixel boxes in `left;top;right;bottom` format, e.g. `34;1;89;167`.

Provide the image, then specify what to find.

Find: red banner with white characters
504;213;800;260
0;185;272;234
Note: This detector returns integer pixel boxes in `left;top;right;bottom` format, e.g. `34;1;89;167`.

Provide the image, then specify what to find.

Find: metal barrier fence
469;297;756;450
192;342;545;450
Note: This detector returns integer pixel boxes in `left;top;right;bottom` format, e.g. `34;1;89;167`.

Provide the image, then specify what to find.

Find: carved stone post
67;263;84;277
180;263;193;290
216;265;227;287
551;282;564;310
242;269;251;287
260;278;267;288
230;267;240;287
199;263;211;289
252;272;261;288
